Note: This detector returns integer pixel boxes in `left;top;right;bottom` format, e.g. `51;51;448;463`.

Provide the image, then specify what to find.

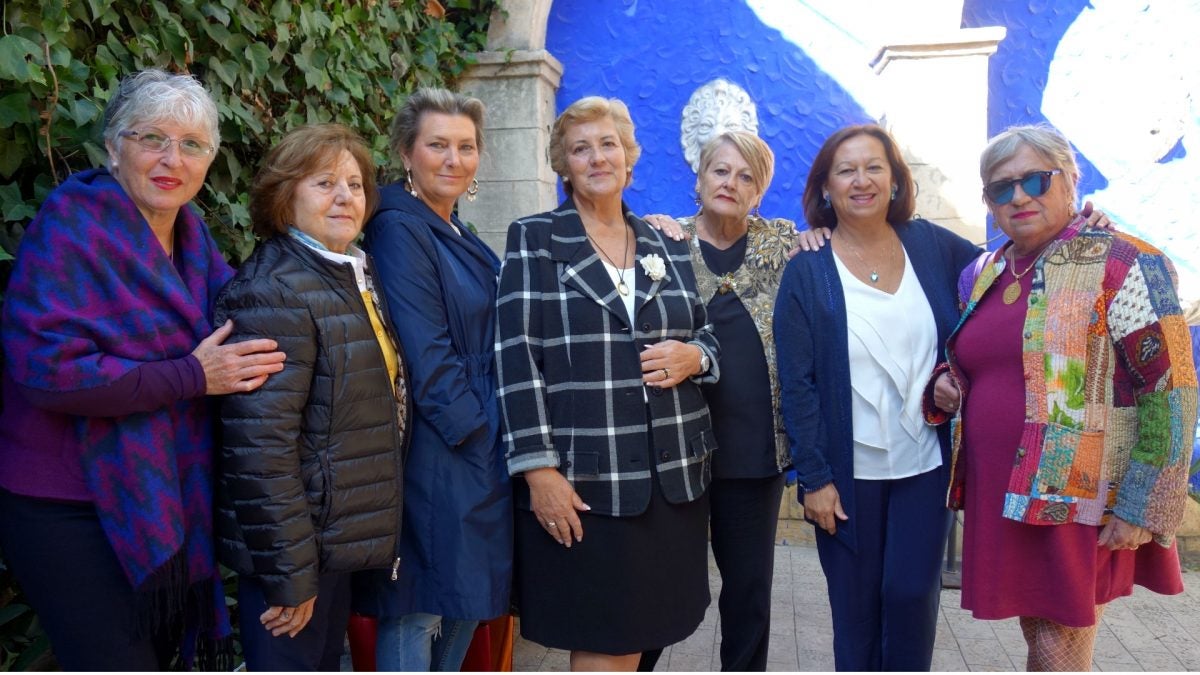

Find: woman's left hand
1097;517;1153;551
932;372;962;415
1081;200;1115;230
643;214;690;242
261;595;317;637
788;227;832;258
641;340;703;388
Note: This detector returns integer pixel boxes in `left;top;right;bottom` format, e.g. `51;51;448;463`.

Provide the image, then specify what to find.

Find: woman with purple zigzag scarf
0;69;286;671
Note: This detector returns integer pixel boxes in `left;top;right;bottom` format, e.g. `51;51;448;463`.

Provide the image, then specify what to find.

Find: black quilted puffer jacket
213;234;411;607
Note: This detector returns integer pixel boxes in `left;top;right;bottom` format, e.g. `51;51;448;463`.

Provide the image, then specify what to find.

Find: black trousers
0;488;178;671
238;570;353;671
640;474;785;671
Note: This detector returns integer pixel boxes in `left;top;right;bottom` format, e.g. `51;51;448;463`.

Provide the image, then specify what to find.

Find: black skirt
513;467;711;655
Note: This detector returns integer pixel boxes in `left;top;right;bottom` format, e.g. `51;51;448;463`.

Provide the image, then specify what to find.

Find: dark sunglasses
983;169;1061;205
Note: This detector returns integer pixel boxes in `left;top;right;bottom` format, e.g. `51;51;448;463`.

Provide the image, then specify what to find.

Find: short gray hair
980;124;1079;207
103;69;220;158
389;87;485;159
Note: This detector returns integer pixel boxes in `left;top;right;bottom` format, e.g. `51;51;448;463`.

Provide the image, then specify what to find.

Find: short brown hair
250;124;379;238
802;124;915;230
549;96;641;196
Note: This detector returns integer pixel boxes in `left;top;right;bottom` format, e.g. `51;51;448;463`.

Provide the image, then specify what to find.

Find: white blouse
601;260;637;326
602;261;646;402
834;246;942;480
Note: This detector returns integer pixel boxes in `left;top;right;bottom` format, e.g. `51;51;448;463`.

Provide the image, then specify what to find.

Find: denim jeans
376;612;479;671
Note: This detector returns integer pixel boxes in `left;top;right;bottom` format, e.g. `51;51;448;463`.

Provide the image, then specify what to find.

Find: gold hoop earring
466;178;479;203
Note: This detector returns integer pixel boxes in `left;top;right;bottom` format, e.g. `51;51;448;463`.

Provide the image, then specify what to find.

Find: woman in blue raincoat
356;88;512;671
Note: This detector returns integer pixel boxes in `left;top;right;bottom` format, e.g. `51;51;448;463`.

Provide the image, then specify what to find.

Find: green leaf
202;2;232;25
67;98;102;127
0;34;43;83
83;141;109;168
85;0;114;21
270;0;294;22
0;133;28;178
0;93;34;129
0;183;38;223
202;20;233;45
207;56;237;88
243;43;271;79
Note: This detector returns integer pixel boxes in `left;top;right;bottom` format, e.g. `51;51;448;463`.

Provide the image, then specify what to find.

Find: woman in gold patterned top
643;130;815;671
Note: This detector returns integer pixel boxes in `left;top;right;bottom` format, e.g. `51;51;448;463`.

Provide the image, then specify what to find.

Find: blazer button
564;460;572;468
659;450;670;461
641;322;651;331
651;387;663;397
1016;448;1026;458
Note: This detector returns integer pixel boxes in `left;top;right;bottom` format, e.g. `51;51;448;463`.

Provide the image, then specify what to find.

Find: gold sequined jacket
679;213;798;472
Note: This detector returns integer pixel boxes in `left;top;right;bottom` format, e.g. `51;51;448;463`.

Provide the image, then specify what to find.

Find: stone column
870;27;1007;245
456;50;563;253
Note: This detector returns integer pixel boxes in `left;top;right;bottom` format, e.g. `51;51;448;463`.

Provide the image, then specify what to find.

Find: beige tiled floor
513;543;1200;672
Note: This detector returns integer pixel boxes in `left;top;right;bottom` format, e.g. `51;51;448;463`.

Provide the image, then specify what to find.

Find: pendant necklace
586;223;632;296
1002;245;1044;305
837;228;894;284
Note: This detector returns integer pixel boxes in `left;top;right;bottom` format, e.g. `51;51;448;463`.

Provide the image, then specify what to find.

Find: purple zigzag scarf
2;168;233;647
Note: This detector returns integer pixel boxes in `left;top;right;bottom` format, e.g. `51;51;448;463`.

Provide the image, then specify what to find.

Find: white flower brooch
640;253;666;281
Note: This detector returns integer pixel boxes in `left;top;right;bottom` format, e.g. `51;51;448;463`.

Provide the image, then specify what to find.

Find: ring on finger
546;521;557;529
662;367;670;380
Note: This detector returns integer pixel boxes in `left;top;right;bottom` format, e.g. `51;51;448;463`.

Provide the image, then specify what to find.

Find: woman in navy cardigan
774;125;979;671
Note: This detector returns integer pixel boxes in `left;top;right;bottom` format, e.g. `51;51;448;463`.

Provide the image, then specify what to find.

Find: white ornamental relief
680;78;759;173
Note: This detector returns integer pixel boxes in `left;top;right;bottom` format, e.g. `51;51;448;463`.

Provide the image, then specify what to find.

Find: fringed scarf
1;168;233;666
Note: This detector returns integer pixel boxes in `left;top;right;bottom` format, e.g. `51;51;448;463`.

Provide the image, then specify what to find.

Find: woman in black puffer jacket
214;124;411;672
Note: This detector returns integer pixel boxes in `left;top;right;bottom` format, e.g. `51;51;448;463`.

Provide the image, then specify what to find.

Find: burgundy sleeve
17;355;207;417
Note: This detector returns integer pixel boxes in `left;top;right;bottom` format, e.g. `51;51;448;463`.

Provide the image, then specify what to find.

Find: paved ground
512;543;1200;672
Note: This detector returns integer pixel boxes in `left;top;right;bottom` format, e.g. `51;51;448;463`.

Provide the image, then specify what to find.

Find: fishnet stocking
1019;605;1105;671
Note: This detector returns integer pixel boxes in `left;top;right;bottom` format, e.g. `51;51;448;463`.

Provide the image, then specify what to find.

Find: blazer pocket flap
688;429;718;458
566;451;600;476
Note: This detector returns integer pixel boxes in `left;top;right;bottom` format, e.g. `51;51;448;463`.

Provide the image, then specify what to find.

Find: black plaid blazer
495;198;721;517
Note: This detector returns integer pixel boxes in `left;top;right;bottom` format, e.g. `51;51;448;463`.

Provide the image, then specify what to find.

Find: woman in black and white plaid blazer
496;97;721;670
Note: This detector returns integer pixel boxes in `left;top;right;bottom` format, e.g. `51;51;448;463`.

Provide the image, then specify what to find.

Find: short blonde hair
696;131;776;205
549;96;642;195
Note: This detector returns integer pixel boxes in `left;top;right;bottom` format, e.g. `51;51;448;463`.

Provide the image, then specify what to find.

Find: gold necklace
1001;245;1044;305
836;228;894;284
585;224;632;296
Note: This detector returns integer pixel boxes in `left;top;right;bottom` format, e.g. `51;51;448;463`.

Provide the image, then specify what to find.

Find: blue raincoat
355;185;512;621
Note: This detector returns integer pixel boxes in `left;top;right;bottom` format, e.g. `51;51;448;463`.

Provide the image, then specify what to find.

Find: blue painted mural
547;0;1198;303
964;0;1198;301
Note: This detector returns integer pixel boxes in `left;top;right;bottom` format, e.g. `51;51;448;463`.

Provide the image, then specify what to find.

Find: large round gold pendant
617;281;630;296
1002;281;1022;305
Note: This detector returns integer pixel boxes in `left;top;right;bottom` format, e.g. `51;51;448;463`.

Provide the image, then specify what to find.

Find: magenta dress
955;252;1183;628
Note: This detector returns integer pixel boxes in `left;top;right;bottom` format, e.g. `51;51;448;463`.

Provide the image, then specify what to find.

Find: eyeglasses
983;169;1061;205
118;130;214;158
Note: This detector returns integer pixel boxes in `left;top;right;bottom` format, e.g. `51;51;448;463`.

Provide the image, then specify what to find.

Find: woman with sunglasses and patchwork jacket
926;124;1197;671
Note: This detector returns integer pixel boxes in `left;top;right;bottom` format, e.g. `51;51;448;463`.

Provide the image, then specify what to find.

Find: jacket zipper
364;254;412;582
